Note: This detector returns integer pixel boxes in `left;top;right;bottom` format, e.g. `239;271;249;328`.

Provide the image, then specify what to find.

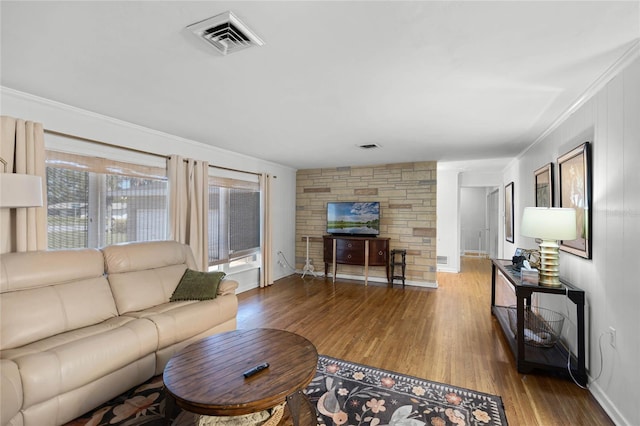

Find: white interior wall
461;170;503;259
436;168;460;272
503;57;640;426
1;87;298;292
437;164;504;273
460;187;488;255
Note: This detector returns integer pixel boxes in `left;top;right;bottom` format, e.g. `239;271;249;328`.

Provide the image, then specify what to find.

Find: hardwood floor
236;257;613;426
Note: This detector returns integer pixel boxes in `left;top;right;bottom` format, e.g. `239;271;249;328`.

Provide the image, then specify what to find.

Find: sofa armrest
1;359;23;426
218;279;239;296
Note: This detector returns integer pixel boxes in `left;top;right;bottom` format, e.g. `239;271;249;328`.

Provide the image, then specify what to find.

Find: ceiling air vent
359;144;381;150
187;11;264;55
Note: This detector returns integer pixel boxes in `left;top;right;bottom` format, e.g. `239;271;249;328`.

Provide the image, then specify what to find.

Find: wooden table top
163;328;318;416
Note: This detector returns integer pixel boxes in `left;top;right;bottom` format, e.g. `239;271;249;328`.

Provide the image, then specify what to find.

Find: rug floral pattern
305;356;508;426
64;355;507;426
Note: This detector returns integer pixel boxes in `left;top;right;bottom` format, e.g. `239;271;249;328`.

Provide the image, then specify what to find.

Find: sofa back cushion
102;240;198;314
0;249;117;350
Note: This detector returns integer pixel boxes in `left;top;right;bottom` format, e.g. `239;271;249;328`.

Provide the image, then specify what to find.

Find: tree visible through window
46;152;168;249
47;167;89;248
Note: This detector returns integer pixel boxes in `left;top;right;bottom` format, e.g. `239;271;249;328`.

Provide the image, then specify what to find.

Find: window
208;176;260;270
46;151;168;249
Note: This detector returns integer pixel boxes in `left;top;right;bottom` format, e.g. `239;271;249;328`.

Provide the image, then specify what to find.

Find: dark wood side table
163;328;319;425
323;236;390;284
490;259;587;386
389;249;406;287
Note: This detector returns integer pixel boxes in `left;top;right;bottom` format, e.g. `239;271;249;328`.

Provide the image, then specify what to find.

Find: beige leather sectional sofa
0;240;239;426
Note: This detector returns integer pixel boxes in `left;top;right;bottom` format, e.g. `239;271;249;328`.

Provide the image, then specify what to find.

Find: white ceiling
1;1;638;170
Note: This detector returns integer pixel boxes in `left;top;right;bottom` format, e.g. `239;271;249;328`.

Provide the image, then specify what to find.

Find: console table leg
364;240;369;286
332;239;337;283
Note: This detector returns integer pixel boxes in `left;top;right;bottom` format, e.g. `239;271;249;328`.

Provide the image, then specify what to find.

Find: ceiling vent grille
187;11;264;55
359;144;381;150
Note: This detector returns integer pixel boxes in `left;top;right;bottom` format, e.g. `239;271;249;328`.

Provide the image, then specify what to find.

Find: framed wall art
558;142;592;258
505;182;514;243
534;163;553;207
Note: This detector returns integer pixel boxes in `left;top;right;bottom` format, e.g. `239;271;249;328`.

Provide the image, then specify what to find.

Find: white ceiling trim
520;39;640;159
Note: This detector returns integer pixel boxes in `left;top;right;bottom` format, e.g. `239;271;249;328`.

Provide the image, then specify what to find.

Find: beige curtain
168;155;209;271
260;173;273;287
0;116;47;254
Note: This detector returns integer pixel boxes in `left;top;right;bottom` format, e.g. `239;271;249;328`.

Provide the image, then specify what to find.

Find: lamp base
538;240;562;288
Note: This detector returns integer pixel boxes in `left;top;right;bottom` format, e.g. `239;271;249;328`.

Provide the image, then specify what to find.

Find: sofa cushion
218;279;239;296
122;295;238;350
2;316;158;409
1;359;23;426
0;249;118;350
170;269;225;301
103;241;199;315
102;240;197;274
107;265;188;314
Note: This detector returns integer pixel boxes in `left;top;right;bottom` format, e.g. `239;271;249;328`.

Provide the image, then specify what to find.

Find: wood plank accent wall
296;161;437;284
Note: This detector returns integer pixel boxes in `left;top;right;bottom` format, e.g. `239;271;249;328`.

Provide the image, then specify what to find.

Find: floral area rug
64;355;508;426
308;355;508;426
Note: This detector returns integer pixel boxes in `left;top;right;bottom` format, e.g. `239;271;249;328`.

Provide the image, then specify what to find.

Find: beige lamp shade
0;173;44;208
521;207;577;240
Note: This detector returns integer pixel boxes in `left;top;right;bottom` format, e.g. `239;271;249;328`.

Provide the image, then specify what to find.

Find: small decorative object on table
520;268;539;285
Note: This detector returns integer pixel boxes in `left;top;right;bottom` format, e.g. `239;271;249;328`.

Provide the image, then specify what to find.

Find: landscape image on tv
327;202;380;235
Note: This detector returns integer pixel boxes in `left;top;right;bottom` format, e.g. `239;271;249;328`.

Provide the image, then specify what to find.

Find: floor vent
437;256;448;265
187;11;264;55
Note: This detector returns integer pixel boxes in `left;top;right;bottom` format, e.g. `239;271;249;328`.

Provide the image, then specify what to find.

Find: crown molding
520;39;640;158
0;86;296;173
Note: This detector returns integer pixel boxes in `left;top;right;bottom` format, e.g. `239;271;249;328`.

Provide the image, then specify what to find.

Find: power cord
276;250;324;280
560;286;610;389
566;331;608;390
276;251;297;272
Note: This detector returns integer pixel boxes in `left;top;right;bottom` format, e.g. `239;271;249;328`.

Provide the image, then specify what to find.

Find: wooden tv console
323;236;390;285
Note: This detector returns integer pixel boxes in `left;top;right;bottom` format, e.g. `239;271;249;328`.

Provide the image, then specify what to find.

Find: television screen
326;202;380;236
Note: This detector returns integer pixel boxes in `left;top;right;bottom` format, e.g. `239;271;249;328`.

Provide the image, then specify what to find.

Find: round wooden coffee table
163;328;318;425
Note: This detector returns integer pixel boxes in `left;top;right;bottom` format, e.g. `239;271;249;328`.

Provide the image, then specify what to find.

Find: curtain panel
260;173;273;287
0;116;47;253
168;155;209;271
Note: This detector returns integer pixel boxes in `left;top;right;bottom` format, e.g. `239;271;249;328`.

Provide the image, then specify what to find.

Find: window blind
46;150;168;249
208;175;260;266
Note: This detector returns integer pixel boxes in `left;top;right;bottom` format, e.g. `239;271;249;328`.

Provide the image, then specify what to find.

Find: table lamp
0;157;43;208
521;207;576;287
0;173;43;208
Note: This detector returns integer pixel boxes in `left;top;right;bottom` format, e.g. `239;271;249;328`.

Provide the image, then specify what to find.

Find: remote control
243;362;269;378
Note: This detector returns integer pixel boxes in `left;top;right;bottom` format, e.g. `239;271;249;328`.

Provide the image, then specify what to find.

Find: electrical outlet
609;326;616;348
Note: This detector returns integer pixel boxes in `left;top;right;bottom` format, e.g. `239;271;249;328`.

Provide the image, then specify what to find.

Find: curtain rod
44;128;262;176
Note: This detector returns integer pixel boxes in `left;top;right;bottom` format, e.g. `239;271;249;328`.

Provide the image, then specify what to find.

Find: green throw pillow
170;269;226;302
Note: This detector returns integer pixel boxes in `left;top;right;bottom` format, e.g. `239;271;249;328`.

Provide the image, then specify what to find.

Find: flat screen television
326;201;380;236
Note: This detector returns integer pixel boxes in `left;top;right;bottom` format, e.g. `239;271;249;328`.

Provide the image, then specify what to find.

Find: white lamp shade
0;173;44;208
521;207;577;240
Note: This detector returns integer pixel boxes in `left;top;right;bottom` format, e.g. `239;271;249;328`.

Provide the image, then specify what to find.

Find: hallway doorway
460;186;499;259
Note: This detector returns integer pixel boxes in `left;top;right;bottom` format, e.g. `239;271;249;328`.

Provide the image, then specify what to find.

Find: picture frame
558;142;591;259
534;163;553;207
505;182;514;243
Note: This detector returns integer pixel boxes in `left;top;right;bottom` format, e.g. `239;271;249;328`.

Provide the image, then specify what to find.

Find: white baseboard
236;281;259;294
324;273;438;289
236;272;440;292
588;381;631;426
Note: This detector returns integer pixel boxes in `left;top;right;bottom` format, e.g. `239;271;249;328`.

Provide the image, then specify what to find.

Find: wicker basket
196;402;286;426
507;306;564;348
